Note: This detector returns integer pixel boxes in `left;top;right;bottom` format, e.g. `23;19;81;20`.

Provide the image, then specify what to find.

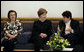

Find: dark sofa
1;22;83;51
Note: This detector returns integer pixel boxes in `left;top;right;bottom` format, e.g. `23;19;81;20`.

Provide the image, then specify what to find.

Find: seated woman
31;8;53;51
1;10;23;51
57;11;81;51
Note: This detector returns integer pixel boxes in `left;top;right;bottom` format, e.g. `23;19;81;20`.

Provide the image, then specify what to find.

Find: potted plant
46;30;70;51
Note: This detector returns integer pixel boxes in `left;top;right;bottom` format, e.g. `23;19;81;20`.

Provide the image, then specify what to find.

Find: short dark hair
62;11;72;19
37;8;47;17
8;10;17;20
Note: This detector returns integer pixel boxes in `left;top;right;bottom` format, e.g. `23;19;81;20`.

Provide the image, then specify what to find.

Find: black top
59;19;80;36
59;19;81;45
31;19;53;41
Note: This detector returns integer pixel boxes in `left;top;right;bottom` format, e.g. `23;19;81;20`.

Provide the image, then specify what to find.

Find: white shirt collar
65;20;71;25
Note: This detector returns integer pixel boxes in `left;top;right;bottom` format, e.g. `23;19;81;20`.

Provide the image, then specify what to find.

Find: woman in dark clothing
31;8;53;51
57;11;81;51
1;10;23;51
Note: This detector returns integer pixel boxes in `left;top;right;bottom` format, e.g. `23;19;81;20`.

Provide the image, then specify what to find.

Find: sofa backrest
1;23;83;33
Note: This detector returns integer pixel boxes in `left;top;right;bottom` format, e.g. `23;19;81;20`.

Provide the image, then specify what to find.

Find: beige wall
1;1;83;18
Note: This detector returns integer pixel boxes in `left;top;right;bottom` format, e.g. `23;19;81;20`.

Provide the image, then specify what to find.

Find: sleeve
67;21;80;44
32;21;40;38
3;22;9;34
71;21;80;35
17;22;23;35
58;20;64;30
58;20;66;38
47;21;53;38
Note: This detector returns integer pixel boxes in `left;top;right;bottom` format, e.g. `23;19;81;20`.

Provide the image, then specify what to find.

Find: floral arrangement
46;30;70;50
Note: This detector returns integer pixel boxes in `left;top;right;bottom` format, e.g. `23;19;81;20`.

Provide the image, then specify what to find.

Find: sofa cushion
17;32;32;44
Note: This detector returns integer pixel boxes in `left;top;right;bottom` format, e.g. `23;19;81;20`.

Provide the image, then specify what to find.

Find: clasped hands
57;25;73;34
40;33;47;38
7;33;18;40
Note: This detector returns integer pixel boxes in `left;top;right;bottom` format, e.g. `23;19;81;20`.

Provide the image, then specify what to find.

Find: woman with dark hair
1;10;23;51
31;8;53;51
57;10;81;51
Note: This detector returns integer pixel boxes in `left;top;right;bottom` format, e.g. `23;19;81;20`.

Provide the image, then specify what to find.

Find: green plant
46;30;70;50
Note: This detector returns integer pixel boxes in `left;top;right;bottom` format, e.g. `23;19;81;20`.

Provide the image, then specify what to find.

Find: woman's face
40;13;47;20
9;12;16;21
63;16;70;23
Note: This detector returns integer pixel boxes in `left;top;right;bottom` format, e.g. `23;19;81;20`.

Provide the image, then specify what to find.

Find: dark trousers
2;38;17;51
33;36;48;51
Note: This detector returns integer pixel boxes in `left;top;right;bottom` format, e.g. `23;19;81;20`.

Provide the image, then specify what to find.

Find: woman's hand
40;33;47;38
57;25;61;31
7;33;18;40
7;33;14;38
65;27;73;32
65;27;74;34
8;35;16;40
